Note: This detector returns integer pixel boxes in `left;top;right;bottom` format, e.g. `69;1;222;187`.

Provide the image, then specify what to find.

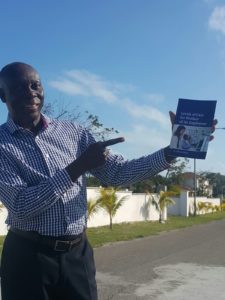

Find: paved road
94;219;225;299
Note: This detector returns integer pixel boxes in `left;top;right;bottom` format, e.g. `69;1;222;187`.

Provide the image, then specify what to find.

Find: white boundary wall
0;207;8;235
167;191;220;217
87;187;161;228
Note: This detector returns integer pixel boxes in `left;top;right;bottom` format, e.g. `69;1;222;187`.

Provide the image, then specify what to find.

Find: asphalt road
94;219;225;300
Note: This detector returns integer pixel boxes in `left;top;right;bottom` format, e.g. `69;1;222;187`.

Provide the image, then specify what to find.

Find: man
0;62;214;300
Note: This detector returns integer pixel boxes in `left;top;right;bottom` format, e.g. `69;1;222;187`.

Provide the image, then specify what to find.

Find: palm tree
87;199;101;220
197;201;207;214
97;187;128;229
149;188;178;223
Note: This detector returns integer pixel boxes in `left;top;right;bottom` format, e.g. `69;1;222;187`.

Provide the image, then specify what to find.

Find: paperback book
168;98;217;159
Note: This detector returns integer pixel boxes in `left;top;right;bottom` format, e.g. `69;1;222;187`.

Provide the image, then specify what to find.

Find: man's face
1;64;44;127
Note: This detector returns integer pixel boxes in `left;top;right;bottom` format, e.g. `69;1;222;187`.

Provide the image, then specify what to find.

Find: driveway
94;218;225;299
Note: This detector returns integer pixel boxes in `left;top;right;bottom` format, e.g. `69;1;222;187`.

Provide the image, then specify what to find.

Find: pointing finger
99;137;125;148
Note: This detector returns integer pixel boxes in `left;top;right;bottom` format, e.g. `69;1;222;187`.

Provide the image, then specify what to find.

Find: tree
149;187;179;223
86;176;101;187
197;201;215;215
87;199;101;220
165;157;189;186
97;187;128;229
42;101;119;140
199;172;225;198
129;175;167;193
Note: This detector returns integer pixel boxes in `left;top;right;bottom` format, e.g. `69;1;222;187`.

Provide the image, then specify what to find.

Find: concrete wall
87;188;161;228
166;197;180;215
167;191;220;217
188;196;220;215
0;207;8;235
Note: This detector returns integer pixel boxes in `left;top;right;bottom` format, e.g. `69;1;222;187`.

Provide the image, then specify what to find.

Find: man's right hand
66;137;125;182
79;137;125;171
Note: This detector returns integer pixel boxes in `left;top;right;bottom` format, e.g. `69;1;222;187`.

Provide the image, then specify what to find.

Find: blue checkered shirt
0;115;170;236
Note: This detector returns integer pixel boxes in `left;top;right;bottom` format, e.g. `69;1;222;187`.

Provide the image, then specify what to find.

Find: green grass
1;211;225;252
87;211;225;248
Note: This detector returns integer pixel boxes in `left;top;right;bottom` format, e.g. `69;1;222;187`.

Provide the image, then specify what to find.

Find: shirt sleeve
0;151;74;221
90;148;170;187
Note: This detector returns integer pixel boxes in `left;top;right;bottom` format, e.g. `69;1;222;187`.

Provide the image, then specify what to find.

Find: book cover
168;98;217;159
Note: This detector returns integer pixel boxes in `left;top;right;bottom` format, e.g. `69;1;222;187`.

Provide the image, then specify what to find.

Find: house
181;172;213;197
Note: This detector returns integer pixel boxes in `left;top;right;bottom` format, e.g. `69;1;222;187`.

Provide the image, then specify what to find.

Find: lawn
1;211;225;252
87;211;225;247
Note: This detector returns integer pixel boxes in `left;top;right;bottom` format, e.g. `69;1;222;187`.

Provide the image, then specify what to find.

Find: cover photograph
168;98;217;159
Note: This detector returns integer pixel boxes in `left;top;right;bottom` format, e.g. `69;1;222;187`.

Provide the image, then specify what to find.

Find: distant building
181;172;213;197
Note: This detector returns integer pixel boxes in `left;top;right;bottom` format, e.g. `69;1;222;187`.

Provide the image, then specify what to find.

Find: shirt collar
5;114;51;135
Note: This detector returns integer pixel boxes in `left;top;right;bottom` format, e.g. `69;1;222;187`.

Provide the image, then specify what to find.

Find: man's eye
31;82;41;90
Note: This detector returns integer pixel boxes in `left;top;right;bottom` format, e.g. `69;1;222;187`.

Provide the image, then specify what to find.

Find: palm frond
87;199;101;220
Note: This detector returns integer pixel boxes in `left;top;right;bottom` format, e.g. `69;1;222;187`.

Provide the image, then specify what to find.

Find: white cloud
49;70;119;103
122;98;169;128
49;69;168;128
66;70;119;103
209;6;225;35
112;124;170;159
49;79;89;96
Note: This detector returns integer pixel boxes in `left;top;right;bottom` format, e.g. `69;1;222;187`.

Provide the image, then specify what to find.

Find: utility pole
194;158;197;216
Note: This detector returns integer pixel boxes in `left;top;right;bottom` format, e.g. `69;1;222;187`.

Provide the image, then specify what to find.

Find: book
168;98;217;159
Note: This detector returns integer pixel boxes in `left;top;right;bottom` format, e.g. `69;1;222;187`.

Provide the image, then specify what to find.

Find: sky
1;0;225;175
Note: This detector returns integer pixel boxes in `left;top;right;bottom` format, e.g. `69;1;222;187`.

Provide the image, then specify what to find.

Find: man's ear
0;88;6;103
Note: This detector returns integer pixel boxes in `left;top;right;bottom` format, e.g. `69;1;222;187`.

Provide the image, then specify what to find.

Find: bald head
0;62;44;129
0;62;38;87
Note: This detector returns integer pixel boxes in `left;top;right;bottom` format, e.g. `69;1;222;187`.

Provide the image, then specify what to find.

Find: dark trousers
1;230;98;300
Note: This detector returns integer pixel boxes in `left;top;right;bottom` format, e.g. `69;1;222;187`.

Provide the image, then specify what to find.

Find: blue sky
1;0;225;174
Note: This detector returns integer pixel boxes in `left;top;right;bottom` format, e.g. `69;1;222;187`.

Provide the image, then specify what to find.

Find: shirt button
46;154;49;159
66;216;70;222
